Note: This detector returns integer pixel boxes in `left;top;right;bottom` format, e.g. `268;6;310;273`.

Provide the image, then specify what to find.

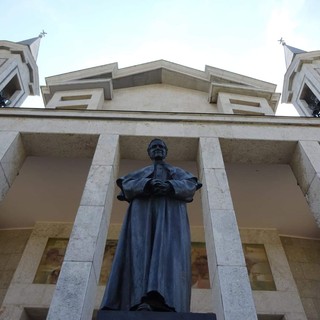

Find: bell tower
281;40;320;117
0;34;42;108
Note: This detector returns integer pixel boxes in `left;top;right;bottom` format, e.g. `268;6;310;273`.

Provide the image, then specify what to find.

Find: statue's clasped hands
149;179;173;196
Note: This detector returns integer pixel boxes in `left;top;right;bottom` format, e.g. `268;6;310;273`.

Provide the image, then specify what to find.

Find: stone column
291;140;320;226
0;132;26;319
198;137;257;320
47;134;119;320
0;132;26;202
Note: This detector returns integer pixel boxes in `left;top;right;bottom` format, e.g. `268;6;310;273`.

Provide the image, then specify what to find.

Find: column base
97;310;216;320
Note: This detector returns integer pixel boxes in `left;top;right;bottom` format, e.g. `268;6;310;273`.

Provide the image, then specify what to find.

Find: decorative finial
39;30;47;38
278;37;286;45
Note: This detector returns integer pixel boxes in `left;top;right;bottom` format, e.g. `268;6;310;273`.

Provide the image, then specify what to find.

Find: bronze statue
100;138;202;312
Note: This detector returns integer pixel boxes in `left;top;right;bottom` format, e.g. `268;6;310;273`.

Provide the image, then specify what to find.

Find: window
300;84;320;117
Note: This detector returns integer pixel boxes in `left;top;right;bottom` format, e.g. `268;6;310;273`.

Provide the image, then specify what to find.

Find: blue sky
3;0;320;114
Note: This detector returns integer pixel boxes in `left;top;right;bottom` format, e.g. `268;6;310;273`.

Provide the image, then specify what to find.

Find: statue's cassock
100;162;202;312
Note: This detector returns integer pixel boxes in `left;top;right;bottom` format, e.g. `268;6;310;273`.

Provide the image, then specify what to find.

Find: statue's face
148;140;167;160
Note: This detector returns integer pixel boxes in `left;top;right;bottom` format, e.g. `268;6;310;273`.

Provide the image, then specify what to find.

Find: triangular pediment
42;60;278;108
45;60;275;90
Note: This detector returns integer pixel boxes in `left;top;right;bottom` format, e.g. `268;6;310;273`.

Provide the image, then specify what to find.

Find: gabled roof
45;60;276;89
42;60;280;111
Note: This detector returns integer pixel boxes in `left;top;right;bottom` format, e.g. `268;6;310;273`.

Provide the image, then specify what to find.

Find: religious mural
33;238;212;288
242;243;276;291
33;238;68;284
99;240;211;289
191;242;210;289
99;239;118;285
33;238;276;292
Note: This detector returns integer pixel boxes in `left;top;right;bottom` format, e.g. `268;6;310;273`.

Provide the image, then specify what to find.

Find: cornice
0;108;318;128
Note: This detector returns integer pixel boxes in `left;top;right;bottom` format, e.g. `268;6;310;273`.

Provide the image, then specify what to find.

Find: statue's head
147;139;168;161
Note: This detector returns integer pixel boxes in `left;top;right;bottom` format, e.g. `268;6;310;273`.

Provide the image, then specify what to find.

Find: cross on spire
39;30;47;38
278;37;286;45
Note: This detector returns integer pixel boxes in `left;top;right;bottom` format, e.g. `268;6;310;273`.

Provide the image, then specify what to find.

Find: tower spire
278;38;306;69
0;33;41;107
18;30;46;61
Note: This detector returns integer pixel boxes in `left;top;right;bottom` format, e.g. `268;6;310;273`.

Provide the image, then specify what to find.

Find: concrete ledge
97;310;216;320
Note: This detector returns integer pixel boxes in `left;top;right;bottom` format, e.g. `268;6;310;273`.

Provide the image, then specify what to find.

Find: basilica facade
0;37;320;320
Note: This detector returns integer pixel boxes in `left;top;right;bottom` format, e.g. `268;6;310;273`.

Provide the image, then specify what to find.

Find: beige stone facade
0;57;319;320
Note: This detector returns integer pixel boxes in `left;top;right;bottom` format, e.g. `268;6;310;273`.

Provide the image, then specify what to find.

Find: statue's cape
116;163;202;202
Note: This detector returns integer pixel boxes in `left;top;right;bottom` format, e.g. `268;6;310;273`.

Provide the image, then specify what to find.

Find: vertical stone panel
0;304;26;320
290;140;320;226
306;173;320;226
64;206;105;263
198;137;257;320
202;168;234;211
79;165;114;207
47;261;95;320
47;134;119;320
198;137;225;172
290;141;320;194
218;266;257;320
9;235;48;285
0;132;26;201
0;168;9;203
281;236;320;320
0;230;31;306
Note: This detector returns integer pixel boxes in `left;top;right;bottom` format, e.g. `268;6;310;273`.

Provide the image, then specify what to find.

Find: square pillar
47;134;120;320
290;140;320;226
198;137;257;320
0;132;26;201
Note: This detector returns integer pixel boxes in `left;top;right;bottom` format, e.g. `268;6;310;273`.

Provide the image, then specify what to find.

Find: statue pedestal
96;310;216;320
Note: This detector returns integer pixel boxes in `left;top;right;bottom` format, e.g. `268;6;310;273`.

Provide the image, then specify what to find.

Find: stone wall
0;223;72;320
239;229;307;320
281;236;320;320
1;225;319;320
0;229;32;306
105;84;216;113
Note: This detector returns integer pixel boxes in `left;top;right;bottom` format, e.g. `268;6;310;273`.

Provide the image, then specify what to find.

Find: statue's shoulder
164;163;193;178
116;165;154;201
128;165;154;177
165;163;202;189
117;165;153;184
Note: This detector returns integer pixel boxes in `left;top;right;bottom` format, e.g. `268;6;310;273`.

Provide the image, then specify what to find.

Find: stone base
96;310;216;320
